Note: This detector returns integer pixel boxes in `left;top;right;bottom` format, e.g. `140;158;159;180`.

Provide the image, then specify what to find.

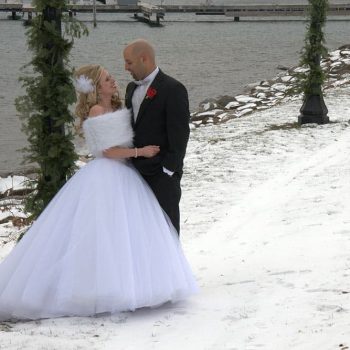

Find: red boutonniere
146;87;157;100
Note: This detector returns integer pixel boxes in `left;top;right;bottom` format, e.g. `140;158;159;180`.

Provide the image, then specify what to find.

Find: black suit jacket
125;70;190;177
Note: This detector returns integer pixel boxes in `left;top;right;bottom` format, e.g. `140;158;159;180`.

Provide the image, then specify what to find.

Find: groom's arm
162;81;190;173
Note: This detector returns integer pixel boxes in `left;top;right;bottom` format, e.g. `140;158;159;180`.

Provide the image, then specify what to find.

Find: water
0;0;349;173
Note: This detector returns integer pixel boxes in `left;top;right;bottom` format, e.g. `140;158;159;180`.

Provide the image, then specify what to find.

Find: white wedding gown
0;109;198;321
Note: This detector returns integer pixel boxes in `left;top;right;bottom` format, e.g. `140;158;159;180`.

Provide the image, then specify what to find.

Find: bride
0;64;198;321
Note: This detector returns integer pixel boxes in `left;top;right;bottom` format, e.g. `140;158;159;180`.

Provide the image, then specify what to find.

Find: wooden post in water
11;11;16;20
93;0;97;27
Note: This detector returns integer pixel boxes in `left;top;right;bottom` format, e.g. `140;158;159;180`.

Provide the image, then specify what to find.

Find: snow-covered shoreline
1;77;350;349
191;44;350;127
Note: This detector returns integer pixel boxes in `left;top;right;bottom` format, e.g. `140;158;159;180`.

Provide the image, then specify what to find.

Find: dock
1;2;350;25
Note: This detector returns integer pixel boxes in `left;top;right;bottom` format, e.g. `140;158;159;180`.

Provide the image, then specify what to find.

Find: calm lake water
0;0;349;173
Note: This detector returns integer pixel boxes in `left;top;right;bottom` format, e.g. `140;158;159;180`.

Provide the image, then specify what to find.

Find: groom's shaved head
124;39;157;80
127;39;155;63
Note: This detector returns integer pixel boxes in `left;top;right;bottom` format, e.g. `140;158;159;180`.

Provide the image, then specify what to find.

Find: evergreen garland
15;0;88;220
299;0;329;96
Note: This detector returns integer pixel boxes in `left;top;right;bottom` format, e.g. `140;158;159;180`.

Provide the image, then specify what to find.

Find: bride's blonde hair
74;64;122;128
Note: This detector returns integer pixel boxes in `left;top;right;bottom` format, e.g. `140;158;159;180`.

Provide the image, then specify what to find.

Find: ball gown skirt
0;158;198;321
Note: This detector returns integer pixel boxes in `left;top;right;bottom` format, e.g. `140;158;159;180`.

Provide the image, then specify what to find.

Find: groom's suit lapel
125;82;137;127
134;70;165;128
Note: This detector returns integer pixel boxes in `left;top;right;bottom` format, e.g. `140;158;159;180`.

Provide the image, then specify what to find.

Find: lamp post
298;0;329;125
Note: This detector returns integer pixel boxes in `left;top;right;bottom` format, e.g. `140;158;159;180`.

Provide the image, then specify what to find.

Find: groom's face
124;48;145;81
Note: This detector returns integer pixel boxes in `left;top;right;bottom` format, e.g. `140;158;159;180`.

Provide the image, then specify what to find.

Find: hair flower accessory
75;75;94;94
146;87;157;100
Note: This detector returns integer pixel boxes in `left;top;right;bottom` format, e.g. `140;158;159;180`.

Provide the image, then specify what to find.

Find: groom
123;39;190;234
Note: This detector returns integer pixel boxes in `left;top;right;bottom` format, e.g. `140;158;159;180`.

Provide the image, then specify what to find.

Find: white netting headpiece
75;75;95;94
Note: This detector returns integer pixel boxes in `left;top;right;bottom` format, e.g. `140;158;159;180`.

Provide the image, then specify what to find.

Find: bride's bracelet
134;147;138;158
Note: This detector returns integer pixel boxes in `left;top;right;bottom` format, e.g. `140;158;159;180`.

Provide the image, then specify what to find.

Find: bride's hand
139;145;160;158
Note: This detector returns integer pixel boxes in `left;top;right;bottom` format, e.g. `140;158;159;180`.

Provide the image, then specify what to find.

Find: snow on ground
0;176;28;194
1;86;350;349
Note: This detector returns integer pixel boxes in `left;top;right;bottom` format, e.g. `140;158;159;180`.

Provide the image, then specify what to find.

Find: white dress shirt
132;67;174;176
132;67;159;123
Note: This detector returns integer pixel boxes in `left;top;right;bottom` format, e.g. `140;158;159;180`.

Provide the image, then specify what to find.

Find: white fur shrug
83;108;134;158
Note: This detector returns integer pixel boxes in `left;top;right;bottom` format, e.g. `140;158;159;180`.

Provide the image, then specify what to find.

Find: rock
206;117;214;124
331;76;350;87
225;101;240;109
271;83;288;92
220;114;235;123
245;81;262;90
216;95;237;109
277;65;289;71
293;67;309;73
281;75;293;83
331;65;350;75
329;50;341;61
237;108;253;117
339;44;350;50
275;94;285;99
198;97;218;110
255;86;270;91
267;102;278;107
197;109;223;117
260;81;271;87
216;112;228;120
198;101;217;112
330;61;343;67
235;95;260;103
75;160;87;168
202;102;211;111
256;92;267;99
340;50;350;56
237;103;257;111
190;116;203;122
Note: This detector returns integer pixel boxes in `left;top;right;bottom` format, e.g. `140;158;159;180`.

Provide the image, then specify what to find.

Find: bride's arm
103;145;160;159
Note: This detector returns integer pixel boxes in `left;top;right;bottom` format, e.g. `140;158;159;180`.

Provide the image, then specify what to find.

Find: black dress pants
143;171;181;234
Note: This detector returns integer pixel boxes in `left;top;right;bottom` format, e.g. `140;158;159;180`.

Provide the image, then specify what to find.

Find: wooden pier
130;2;164;26
1;2;350;25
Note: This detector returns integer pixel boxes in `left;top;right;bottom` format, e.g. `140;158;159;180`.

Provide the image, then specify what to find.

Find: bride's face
98;70;118;97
